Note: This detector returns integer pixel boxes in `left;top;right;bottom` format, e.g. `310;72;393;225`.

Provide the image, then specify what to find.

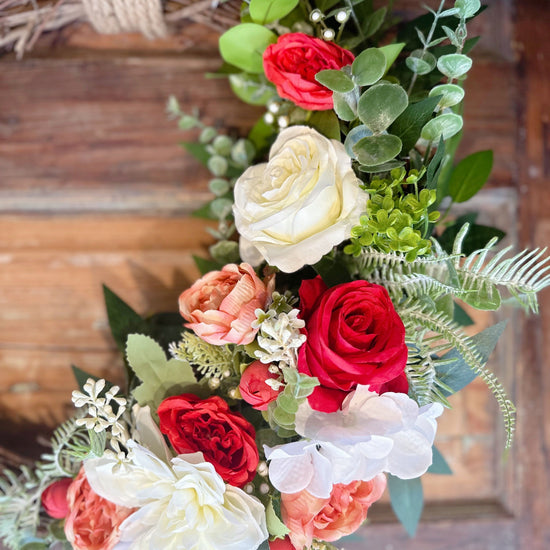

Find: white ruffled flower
265;386;443;498
84;442;268;550
233;125;366;273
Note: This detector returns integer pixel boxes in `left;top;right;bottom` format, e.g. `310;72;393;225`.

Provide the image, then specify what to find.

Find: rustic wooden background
0;0;549;548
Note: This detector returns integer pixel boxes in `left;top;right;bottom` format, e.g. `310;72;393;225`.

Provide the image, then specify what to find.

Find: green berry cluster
345;167;440;261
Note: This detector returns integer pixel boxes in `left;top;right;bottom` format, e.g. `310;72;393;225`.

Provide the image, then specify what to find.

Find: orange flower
64;468;134;550
281;475;386;549
179;263;273;345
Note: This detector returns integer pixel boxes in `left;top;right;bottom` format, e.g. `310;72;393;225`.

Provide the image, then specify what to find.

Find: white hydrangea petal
264;442;315;494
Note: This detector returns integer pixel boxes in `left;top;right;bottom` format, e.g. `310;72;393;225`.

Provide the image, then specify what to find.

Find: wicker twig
0;0;242;58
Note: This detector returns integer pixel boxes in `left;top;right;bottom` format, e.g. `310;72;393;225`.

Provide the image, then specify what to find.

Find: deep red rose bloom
263;33;355;110
297;277;408;412
158;394;259;487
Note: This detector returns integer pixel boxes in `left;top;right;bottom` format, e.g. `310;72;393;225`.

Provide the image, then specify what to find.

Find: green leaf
71;365;110;393
308;110;341;141
229;73;274;106
192;254;223;276
428;446;453;475
437;321;507;394
390;94;441;153
248;117;276;155
103;284;147;354
266;498;291;538
315;69;355;93
333;91;357;121
406;49;437;75
358;82;408;133
352;48;386;86
439;220;505;256
344;124;373;159
429;84;465;108
313;254;352;287
249;0;299;24
437;54;473;79
448;150;493;203
388;475;423;537
192;201;216;220
127;334;198;412
455;0;481;18
181;141;210;166
421;113;463;141
353;134;402;166
453;302;475;327
378;43;405;72
219;24;277;74
426;137;446;190
362;6;387;38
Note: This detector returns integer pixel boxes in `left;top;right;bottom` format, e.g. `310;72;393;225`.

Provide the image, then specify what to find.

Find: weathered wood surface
0;0;548;547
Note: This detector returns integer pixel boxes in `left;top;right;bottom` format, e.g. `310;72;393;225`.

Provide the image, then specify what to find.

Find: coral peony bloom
178;263;273;346
263;32;354;110
64;468;134;550
234;126;366;273
158;393;259;487
239;360;281;410
41;478;72;519
281;476;386;549
297;277;408;412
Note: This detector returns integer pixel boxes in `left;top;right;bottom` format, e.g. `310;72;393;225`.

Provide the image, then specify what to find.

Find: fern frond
170;331;234;378
453;224;550;313
400;300;516;448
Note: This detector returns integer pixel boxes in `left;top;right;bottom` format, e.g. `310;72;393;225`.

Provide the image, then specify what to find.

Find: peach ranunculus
281;475;386;549
64;468;134;550
178;263;273;346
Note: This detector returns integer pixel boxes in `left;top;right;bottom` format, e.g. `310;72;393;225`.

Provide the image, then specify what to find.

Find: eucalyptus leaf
429;84;465;108
421;113;463;141
352;48;386;86
406;49;437;75
315;69;355;93
437;53;473;79
448;150;493;203
344;124;373;159
249;0;299;24
388;475;423;537
353;134;402;166
437;321;507;394
219;24;277;74
358;159;405;173
358;83;408;133
333;91;357;121
390;94;441;153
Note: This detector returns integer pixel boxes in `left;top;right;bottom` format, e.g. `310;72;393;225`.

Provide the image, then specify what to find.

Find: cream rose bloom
84;442;268;550
233;126;366;273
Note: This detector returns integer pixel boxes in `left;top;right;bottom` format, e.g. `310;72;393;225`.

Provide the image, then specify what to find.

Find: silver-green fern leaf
400;299;516;448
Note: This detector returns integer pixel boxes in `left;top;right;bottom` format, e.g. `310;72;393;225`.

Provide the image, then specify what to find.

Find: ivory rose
41;478;72;519
263;33;354;110
234;126;366;273
281;476;386;549
64;468;134;550
178;263;272;345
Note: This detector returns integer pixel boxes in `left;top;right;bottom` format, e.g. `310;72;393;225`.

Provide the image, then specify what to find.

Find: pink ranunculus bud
41;478;72;519
269;536;296;549
179;263;273;346
239;360;282;411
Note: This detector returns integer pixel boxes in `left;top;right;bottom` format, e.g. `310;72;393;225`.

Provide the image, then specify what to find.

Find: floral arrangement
2;1;549;549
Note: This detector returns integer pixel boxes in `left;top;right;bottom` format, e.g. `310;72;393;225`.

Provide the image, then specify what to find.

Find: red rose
263;33;354;110
158;394;259;487
297;277;408;412
269;536;296;550
41;478;72;519
239;360;281;411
